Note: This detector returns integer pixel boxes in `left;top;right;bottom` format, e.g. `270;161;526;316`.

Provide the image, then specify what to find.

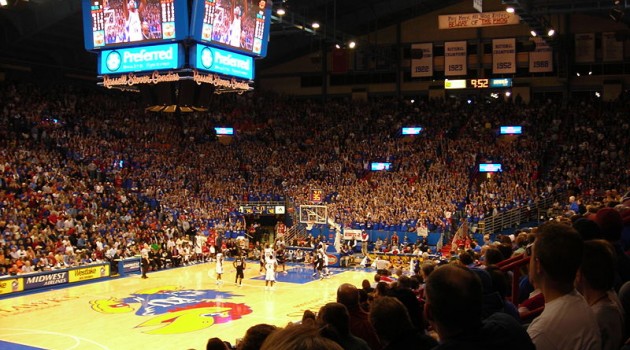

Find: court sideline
0;261;374;350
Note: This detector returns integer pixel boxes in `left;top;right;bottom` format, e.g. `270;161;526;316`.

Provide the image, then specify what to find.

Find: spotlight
276;8;285;16
588;71;592;75
348;41;356;49
530;30;537;37
547;29;555;37
576;72;581;77
335;44;341;49
506;7;515;13
0;0;7;6
595;92;601;98
312;22;320;29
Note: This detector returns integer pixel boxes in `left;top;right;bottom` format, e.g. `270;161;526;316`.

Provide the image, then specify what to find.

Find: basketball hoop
306;221;314;231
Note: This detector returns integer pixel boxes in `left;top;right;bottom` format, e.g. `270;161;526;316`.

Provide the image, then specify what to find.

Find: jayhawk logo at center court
90;285;252;335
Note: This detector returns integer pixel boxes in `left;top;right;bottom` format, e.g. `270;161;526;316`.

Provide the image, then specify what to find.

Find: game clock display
444;78;512;90
83;0;189;51
190;0;273;58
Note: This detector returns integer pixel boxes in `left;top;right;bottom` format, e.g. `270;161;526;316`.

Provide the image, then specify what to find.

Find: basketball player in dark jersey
233;254;246;287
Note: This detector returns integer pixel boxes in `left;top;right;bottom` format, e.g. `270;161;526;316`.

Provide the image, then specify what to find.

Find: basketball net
306;221;314;231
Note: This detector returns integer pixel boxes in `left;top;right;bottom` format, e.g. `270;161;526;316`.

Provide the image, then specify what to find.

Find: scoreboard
82;0;273;88
83;0;189;51
190;0;272;58
444;78;512;90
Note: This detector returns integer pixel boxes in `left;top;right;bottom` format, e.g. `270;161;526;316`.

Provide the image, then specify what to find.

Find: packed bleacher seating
1;81;630;349
0;82;629;275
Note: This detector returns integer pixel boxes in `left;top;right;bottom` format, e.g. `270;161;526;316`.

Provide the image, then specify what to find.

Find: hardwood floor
0;262;374;350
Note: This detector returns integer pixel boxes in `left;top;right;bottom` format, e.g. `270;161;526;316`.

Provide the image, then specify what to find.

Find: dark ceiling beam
0;0;81;43
333;0;445;34
270;12;354;45
503;0;630;15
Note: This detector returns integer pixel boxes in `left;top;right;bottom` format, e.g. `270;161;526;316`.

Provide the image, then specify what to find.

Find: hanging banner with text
411;43;433;78
602;32;624;62
492;38;516;74
575;33;595;63
444;41;467;76
473;0;483;13
529;37;553;73
438;11;519;29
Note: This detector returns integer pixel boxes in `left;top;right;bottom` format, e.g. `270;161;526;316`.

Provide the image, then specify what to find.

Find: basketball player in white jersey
123;0;146;42
215;252;224;284
228;6;242;47
264;255;277;290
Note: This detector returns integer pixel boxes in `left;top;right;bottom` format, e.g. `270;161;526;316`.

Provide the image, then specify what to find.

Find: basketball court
0;261;374;350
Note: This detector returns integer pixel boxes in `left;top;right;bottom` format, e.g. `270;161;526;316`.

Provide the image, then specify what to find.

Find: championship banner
332;48;350;74
444;41;467;76
0;277;23;295
492;38;516;74
411;43;433;78
473;0;483;13
438;11;519;29
529;37;553;73
575;33;595;63
602;32;624;62
69;264;110;283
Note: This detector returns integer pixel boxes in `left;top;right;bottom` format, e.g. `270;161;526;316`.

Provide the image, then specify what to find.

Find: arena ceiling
0;0;627;79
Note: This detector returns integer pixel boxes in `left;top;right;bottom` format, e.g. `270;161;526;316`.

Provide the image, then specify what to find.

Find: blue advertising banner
23;271;69;290
119;257;141;277
98;43;182;75
191;44;254;80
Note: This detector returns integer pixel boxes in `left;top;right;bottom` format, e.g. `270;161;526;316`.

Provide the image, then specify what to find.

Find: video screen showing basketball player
103;0;165;45
209;0;260;51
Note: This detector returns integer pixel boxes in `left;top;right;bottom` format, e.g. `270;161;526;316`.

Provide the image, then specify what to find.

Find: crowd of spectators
0;81;627;275
210;192;629;349
0;80;629;349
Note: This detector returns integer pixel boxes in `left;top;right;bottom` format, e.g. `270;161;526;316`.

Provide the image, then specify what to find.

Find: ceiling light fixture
276;8;285;16
312;22;320;29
